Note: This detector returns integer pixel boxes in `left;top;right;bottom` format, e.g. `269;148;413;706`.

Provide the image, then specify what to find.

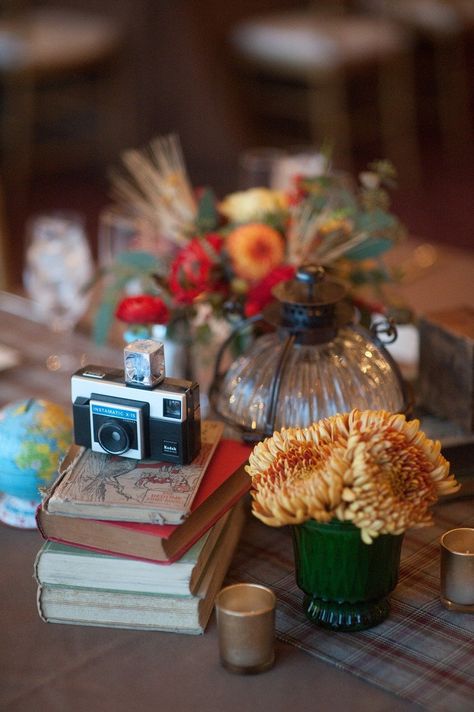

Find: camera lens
97;421;131;455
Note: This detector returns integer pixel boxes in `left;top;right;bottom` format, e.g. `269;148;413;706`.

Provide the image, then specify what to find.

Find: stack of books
34;421;251;635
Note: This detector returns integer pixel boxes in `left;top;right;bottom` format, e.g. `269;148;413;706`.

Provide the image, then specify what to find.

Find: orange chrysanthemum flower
226;223;285;282
246;409;460;543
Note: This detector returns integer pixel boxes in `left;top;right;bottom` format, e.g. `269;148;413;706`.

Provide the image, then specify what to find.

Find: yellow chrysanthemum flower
246;409;460;543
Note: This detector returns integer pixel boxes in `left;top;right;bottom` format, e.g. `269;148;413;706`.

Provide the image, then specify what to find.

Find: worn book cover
44;420;224;524
37;500;246;634
34;509;230;596
36;438;252;563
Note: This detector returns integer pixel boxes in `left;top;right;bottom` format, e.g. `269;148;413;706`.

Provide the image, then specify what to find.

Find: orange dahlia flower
226;223;285;282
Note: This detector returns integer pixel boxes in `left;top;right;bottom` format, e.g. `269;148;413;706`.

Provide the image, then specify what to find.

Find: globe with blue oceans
0;399;72;508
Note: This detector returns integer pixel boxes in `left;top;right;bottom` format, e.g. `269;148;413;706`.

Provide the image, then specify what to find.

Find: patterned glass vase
292;519;404;632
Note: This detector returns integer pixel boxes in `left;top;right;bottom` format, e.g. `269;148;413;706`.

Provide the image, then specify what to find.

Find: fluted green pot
292;519;404;632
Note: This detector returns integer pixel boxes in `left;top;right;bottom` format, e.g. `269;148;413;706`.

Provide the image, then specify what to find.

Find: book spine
195;500;246;630
37;615;204;635
36;585;48;623
33;547;42;585
35;505;48;541
36;585;205;634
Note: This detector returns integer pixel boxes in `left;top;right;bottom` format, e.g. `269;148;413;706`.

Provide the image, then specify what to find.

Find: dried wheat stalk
110;134;197;247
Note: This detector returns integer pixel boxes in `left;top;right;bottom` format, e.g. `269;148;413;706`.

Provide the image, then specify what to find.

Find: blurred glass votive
440;528;474;612
97;205;140;267
270;146;327;191
215;583;276;674
237;147;287;189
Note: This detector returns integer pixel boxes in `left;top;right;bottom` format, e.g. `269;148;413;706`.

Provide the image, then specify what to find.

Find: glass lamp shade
214;326;406;438
211;265;409;441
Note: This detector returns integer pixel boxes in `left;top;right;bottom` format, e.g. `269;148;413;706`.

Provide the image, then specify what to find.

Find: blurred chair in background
357;0;474;161
0;5;127;199
228;1;421;181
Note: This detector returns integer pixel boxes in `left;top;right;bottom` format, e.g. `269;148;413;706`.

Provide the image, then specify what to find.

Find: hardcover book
44;420;224;524
37;500;245;635
36;438;252;563
34;509;230;597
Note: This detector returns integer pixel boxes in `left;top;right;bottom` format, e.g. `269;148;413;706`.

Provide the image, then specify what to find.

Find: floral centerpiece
246;409;460;631
94;135;407;349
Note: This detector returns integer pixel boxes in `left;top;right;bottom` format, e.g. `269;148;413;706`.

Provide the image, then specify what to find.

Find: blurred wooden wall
8;1;474;193
28;0;305;190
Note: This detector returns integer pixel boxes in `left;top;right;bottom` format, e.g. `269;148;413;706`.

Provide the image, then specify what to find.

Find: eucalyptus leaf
354;209;397;234
350;266;390;286
196;188;218;232
260;211;287;232
92;273;133;344
306;194;327;212
345;237;394;261
334;188;358;213
93;298;118;345
115;250;160;272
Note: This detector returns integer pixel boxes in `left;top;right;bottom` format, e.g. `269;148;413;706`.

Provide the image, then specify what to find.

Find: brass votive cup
440;528;474;613
215;583;276;674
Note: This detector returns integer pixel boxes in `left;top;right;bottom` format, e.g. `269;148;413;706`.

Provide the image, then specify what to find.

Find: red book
36;439;251;564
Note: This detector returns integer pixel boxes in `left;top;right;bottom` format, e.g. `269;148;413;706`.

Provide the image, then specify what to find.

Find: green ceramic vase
292;519;404;632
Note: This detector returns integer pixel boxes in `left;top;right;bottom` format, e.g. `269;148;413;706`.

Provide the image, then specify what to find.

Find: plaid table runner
228;498;474;711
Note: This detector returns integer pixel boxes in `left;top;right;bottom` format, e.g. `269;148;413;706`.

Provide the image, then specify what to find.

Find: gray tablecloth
0;294;471;711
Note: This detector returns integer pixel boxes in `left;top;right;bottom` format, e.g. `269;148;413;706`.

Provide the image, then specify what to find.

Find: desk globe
0;399;72;528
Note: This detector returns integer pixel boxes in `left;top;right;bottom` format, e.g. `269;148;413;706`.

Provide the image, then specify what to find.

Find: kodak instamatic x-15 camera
71;339;201;464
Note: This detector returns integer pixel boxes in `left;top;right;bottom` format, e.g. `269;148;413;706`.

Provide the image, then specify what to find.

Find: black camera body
71;341;201;464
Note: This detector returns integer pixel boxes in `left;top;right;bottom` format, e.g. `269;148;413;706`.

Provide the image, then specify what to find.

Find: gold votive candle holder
440;528;474;612
215;583;276;674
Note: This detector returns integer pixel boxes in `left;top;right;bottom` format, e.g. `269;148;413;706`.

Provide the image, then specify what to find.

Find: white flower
219;188;288;223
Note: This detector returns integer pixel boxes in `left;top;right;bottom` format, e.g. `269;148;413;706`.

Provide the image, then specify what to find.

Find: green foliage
93;250;162;345
194;322;213;344
347;210;403;260
260;210;288;233
349;264;391;286
367;160;398;188
195;188;219;233
115;250;160;272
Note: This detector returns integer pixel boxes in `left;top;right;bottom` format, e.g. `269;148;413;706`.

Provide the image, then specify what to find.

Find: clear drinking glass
237;147;287;189
97;204;140;268
270;145;328;191
24;212;94;333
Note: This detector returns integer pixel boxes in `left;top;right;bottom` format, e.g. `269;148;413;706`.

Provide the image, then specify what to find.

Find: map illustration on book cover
45;421;224;524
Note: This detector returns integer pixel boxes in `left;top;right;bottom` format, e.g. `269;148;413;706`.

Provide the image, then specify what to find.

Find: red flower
115;295;170;325
287;174;308;206
244;264;296;317
169;233;224;304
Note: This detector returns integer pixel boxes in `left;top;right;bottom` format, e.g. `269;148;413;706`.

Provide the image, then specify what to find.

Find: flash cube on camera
124;339;165;388
71;340;201;464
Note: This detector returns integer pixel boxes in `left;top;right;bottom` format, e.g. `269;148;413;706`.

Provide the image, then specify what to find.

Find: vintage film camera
71;340;201;464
